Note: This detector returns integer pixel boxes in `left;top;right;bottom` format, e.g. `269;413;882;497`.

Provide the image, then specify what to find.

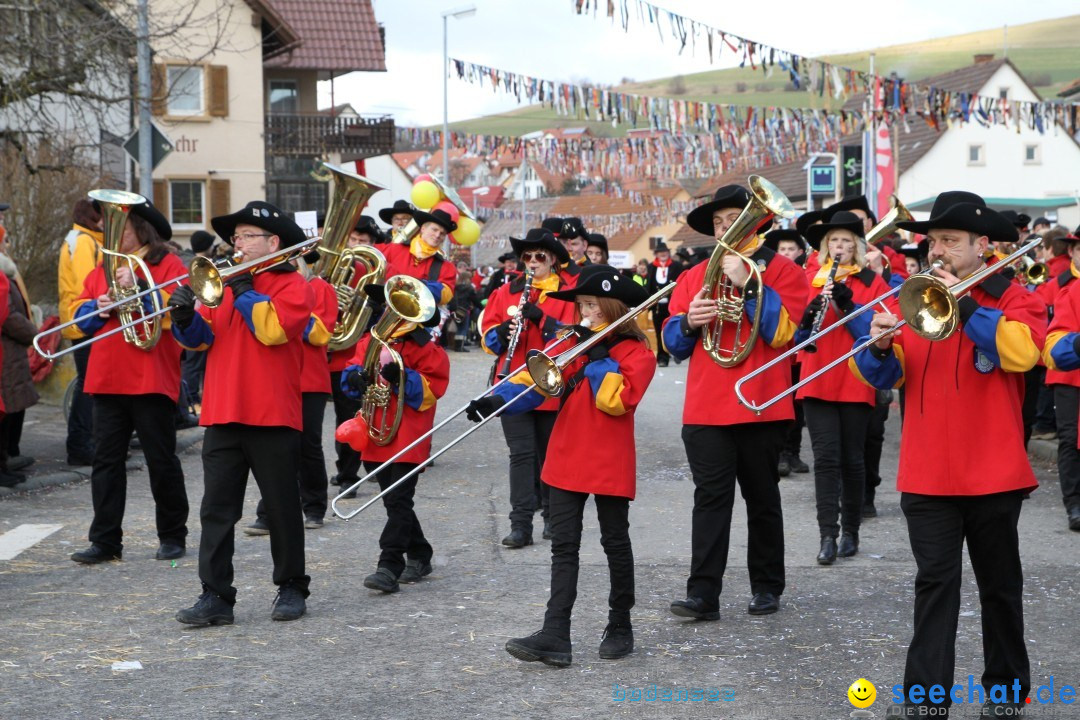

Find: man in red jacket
853;191;1045;717
169;201;315;626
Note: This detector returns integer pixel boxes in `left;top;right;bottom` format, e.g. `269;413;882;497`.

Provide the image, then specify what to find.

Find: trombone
735;235;1043;414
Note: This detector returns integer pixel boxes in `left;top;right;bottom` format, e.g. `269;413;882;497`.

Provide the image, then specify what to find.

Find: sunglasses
521;251;550;262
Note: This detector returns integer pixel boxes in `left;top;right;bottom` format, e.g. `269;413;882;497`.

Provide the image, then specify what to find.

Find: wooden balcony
265;112;394;158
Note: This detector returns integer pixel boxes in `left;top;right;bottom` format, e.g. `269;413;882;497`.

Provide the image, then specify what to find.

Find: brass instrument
91;189;163;351
357;275;437;446
497;268;534;379
865;195;913;248
1016;255;1049;286
701;175;794;367
312;163;388;351
392;174;477;245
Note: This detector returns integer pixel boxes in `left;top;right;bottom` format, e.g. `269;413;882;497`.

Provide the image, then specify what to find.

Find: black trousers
199;424;308;604
2;409;25;457
803;399;871;538
330;370;362;484
900;491;1030;709
1022;367;1042;447
180;350;207;406
1053;385;1080;512
783;364;805;458
863;390;890;503
87;394;188;554
543;486;633;638
257;393;330;522
1034;367;1056;432
682;422;786;605
66;340;95;459
500;410;557;533
651;303;671;362
363;460;432;577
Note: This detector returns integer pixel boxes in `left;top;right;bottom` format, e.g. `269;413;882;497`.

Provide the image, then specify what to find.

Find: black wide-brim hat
586;233;608;253
546;264;649;306
762;228;807;253
898;240;930;259
497;252;517;263
686;184;774;236
823;196;877;226
805;211;866;251
362;283;439;326
412;208;457;233
129;200;172;241
896;191;1018;244
213;200;306;247
355;215;384;239
190;230;215;253
509;228;570;265
378;200;416;225
540;217;565;235
653;241;670;254
795;210;823;237
999;210;1032;229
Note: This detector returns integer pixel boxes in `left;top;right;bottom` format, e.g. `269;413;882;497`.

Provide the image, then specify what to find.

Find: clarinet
804;259;839;354
497;268;534;379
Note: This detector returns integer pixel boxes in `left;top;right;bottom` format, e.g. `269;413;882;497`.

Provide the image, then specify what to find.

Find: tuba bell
90;189;163;351
312;163;388;351
701;175;794;367
865;195;914;248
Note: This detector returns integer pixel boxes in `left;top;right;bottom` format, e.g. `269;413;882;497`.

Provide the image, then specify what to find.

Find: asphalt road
0;351;1077;720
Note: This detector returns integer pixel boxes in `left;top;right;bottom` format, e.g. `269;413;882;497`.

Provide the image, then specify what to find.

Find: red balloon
414;173;433;184
448;232;459;245
433;200;460;224
335;416;370;453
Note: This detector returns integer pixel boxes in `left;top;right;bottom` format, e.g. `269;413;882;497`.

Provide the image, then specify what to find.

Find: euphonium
357;275;437;446
311;163;387;351
90;189;163;351
865;195;913;248
701;175;794;367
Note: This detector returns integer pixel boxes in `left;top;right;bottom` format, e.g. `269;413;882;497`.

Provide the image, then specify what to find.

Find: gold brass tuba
701;175;794;367
312;163;388;351
90;189;163;351
865;195;914;248
358;275;437;446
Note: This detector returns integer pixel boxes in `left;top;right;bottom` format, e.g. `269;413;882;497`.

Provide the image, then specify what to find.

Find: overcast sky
318;0;1079;127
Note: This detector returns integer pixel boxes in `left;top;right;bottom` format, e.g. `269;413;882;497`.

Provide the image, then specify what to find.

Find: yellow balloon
454;216;481;246
410;181;441;210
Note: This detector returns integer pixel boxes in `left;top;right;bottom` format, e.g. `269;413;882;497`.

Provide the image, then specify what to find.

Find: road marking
0;524;64;560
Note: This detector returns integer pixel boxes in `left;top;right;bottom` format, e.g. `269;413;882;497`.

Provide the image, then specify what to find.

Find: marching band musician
541;217;587;282
481;228;576;548
378;199;417;239
375;208;457;307
467;265;656;667
68;201;189;565
852;191;1044;717
662;185;808;620
585;233;609;266
339;287;450;593
646;241;682;368
170;201;315;626
795;212;895;565
483;252;519;301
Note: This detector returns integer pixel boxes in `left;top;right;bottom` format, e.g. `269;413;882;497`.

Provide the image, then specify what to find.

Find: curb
0;427;205;499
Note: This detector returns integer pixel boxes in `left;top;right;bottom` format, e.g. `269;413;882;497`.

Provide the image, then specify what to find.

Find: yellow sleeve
418;376;437;412
249;302;290;346
594;372;629;416
994;318;1040;373
306;314;332;348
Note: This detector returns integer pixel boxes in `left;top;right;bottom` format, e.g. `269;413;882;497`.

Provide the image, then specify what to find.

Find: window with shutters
170;180;206;229
166;66;205;116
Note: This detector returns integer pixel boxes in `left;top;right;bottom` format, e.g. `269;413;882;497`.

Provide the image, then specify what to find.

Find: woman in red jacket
795;211;895;565
468;264;657;667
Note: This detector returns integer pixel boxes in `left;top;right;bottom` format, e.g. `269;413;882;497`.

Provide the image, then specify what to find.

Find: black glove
567;324;595;341
586;342;609;362
520;301;544;323
226;273;254;299
344;368;369;398
466;395;506;423
799;295;825;331
494;319;513;348
830;282;854;313
167;285;197;329
380;362;401;386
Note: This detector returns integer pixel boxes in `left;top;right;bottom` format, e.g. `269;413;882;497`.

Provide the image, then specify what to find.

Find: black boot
816;536;837;565
838;532;859;558
777;453;791;478
505;629;572;667
453;337;469;353
176;590;233;626
501;528;533;548
598;623;633;659
363;567;400;593
788;455;810;474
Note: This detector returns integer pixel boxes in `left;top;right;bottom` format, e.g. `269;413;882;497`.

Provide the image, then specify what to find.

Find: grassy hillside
437;14;1080;139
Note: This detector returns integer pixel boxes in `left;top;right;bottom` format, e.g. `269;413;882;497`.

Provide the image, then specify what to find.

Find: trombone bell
898;274;958;341
526;351;563;396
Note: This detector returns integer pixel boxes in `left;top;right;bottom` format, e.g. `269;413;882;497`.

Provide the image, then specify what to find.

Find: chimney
974;53;995;64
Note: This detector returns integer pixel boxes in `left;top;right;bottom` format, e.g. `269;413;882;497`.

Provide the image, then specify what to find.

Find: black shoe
657;358;669;368
505;630;572;667
542;521;552;540
862;501;878;518
0;470;25;488
501;529;533;548
155;543;185;560
270;586;306;621
598;623;633;659
339;485;358;499
7;455;34;471
363;567;400;593
838;532;859;558
1068;506;1080;532
176;590;234;626
304;516;324;529
399;559;432;583
981;700;1027;717
777;454;791;478
175;414;200;429
789;455;810;474
243;518;269;536
66;454;94;467
816;536;837;565
669;597;719;621
71;545;121;564
748;592;779;615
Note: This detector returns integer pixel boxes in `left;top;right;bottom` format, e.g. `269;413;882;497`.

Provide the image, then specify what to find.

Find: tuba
701;175;794;367
357;275;437;446
311;163;388;351
90;189;163;351
865;195;914;248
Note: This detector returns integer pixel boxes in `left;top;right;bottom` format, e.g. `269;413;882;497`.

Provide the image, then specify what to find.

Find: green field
435;14;1080;139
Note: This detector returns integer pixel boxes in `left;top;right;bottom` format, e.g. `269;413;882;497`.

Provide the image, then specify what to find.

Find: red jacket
1043;276;1080;390
74;253;186;401
481;274;576;412
852;274;1045;495
795;267;896;405
301;277;336;394
1035;258;1076;312
345;330;449;464
173;267;314;430
375;243;457;306
663;246;809;425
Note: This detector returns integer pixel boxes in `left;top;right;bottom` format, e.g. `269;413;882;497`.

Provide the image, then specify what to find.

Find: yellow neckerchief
410;235;439;261
993;248;1010;262
811;258;860;287
1071;262;1080;279
590;321;610;333
530;273;560;303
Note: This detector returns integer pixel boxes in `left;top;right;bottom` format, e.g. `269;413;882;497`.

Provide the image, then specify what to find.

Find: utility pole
137;0;153;198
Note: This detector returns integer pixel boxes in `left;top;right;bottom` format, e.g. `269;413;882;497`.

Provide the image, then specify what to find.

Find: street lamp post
442;5;476;185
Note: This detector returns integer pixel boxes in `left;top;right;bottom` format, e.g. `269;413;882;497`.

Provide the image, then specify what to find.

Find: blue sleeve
73;300;107;335
402;368;424;411
484;326;505;355
1050;332;1080;371
171;313;214;350
583;357;619;401
851;337;903;389
231;290;272;337
961;306;1005;367
662;314;697;361
887;272;904;289
489;378;545;415
423;281;444;303
302;315;316;343
743;285;792;346
340;363;362;399
844;302;874;340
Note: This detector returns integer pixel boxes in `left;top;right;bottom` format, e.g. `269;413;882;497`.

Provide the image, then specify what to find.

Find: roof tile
263;0;386;72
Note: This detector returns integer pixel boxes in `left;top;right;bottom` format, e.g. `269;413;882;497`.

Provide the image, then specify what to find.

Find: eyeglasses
231;233;272;243
521;251;549;262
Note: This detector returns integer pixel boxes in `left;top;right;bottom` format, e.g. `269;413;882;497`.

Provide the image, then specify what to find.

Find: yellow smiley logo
847;678;876;709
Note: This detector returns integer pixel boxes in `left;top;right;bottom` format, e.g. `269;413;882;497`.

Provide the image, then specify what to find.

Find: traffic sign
123;123;173;171
810;165;836;195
